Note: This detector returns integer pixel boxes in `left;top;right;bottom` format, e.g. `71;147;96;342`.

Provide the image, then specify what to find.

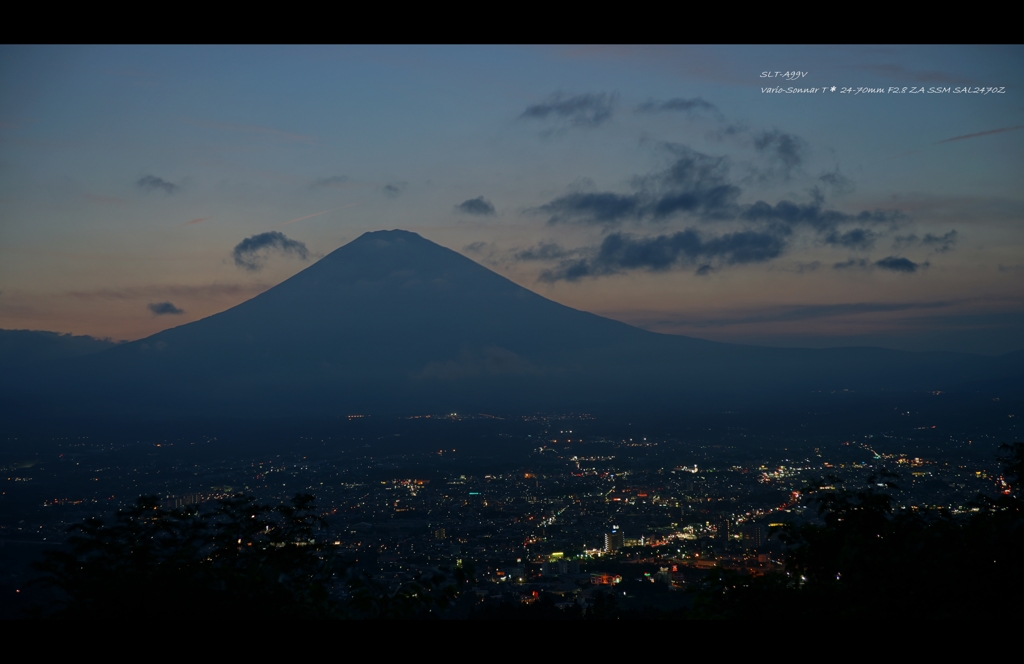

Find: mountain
5;230;1023;418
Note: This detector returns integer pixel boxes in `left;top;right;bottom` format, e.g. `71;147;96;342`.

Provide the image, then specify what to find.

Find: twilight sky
1;45;1022;354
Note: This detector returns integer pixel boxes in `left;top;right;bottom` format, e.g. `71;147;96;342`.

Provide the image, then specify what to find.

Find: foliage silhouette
32;493;472;619
693;442;1024;619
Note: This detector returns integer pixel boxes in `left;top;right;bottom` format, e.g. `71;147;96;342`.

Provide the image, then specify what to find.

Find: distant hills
0;329;117;369
3;230;1023;419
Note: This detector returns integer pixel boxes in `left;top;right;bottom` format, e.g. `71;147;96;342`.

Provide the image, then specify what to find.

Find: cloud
532;134;906;275
810;168;854;203
742;199;904;232
147;301;184;316
635;97;721;117
825;228;876;249
695;264;714;276
752;130;805;176
643;146;741;220
817;168;852;192
310;175;350;189
875;256;923;273
540;229;786;281
137;175;178;195
383;182;406;198
538;142;900;236
456;196;496;216
936;125;1024;144
895;230;958;253
538;192;644;225
537;146;740;225
232;231;310;271
707;120;808;181
922;231;958;251
514;242;574;261
521;92;616;128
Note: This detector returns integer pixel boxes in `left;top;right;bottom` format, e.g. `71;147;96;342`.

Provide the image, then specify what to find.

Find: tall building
744;524;764;549
718;519;731;541
604;530;624;552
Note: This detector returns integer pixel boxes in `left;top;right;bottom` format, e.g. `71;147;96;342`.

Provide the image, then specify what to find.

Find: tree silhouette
693;443;1024;619
32;493;340;618
31;492;475;619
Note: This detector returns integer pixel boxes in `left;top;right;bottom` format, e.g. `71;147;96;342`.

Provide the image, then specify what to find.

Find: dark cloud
541;259;593;282
540;229;786;281
635;97;721;117
383;182;406;198
833;258;869;270
147;301;184;316
813;168;854;201
895;230;958;253
923;230;958;252
708;122;808;181
753;130;805;175
875;256;923;273
532;135;904;275
818;168;851;190
644;146;740;220
456;196;496;216
310;175;349;189
825;228;876;250
137;175;178;195
514;242;573;262
742;199;903;232
521;92;616;128
539;141;899;238
538;146;740;226
232;231;310;271
539;192;644;225
709;122;748;140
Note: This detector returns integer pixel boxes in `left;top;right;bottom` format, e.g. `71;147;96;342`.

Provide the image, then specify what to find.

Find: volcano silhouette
10;230;1024;418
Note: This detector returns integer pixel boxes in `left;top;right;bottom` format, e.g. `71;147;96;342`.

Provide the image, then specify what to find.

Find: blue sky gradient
1;45;1022;353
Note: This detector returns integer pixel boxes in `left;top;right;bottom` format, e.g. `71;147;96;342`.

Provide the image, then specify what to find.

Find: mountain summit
99;229;669;387
7;230;1023;418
